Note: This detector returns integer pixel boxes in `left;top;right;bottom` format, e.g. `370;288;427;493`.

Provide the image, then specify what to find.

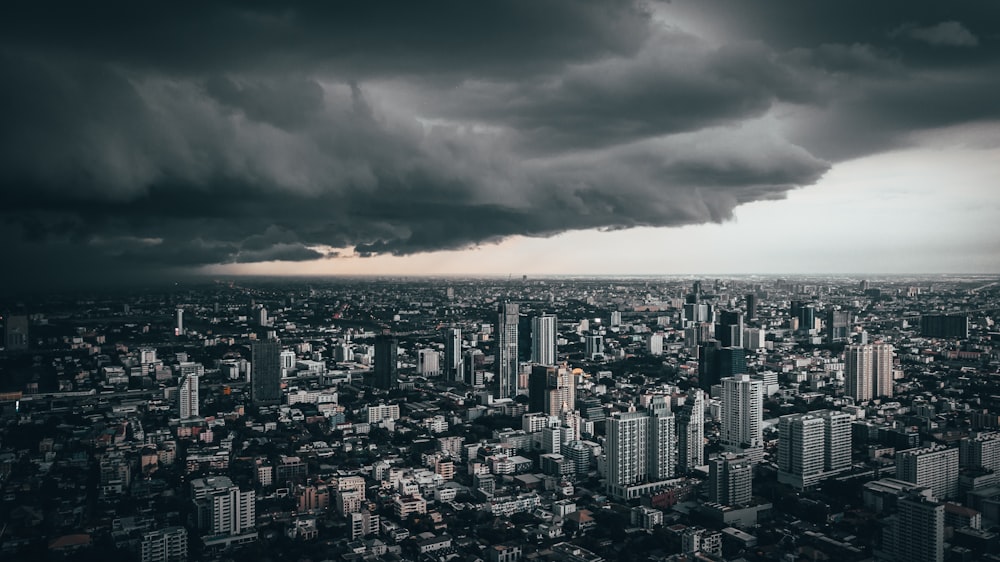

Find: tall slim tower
708;453;752;507
531;314;557;365
648;396;676;481
528;364;575;417
374;334;399;390
251;340;281;405
175;308;185;336
721;374;763;455
607;411;649;496
180;374;199;419
443;328;463;382
495;302;519;399
677;389;705;472
873;343;895;398
884;492;945;562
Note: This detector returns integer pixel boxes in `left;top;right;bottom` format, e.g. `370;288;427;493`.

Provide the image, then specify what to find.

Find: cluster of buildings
0;275;999;562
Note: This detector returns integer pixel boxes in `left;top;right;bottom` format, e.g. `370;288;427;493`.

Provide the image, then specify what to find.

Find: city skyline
1;1;999;292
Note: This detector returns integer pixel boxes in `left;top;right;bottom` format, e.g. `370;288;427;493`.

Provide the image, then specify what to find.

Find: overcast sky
2;1;998;290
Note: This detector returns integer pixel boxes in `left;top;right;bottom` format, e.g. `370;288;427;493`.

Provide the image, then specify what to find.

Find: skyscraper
585;334;604;360
607;411;649;497
417;349;440;377
826;309;850;342
777;410;851;489
495;302;519;399
3;314;28;350
528;364;575;417
708;453;752;507
721;374;763;456
699;343;746;391
443;328;463;382
677;389;705;472
175;308;185;336
374;334;399;390
251;340;281;405
191;476;257;542
715;310;744;348
180;374;199;419
845;343;895;401
745;294;757;320
648;396;676;482
531;314;557;365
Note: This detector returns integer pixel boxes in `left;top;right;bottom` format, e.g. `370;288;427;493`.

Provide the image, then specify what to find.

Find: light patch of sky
206;141;1000;277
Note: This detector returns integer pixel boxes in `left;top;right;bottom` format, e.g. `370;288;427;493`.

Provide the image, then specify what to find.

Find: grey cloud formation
0;0;998;289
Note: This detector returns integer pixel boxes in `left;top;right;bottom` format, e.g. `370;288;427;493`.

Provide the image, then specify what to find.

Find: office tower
698;341;721;391
255;306;268;327
3;314;28;350
443;328;463;381
744;328;765;351
895;446;960;500
718;347;746;379
648;396;676;481
790;300;804;325
777;410;851;489
374;334;398;390
464;348;484;386
495;302;519;399
845;343;895;401
418;349;440;377
175;308;185;336
528;364;575;417
179;374;199;419
798;305;816;332
716;310;744;348
677;390;705;472
721;374;763;454
607;411;649;496
920;315;969;339
707;453;752;507
191;476;256;540
826;309;850;342
140;526;187;562
959;431;1000;472
251;340;281;405
745;294;757;320
883;492;945;562
531;314;558;365
585;335;604;360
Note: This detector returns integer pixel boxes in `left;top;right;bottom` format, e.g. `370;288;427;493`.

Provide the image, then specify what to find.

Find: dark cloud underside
1;0;998;289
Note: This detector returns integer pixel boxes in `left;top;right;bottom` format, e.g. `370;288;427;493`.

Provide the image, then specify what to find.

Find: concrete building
418;348;440;377
443;328;463;381
845;343;895;401
495;302;519;399
374;334;398;390
721;374;763;457
531;314;557;365
140;526;187;562
882;491;944;562
528;364;575;417
677;389;705;472
960;431;1000;472
251;340;281;405
179;374;199;419
896;446;960;501
708;454;752;507
777;410;851;489
191;476;256;544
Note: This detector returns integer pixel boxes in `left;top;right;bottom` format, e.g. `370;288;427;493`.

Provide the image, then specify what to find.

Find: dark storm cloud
1;0;998;288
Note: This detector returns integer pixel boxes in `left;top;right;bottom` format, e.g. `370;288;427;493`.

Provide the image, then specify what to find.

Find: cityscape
3;1;1000;562
2;275;1000;561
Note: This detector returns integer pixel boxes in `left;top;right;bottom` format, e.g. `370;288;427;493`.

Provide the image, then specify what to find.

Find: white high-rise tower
180;374;199;419
721;374;763;458
531;314;557;365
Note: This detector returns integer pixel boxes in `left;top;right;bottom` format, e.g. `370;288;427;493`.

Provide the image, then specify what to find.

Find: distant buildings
920;314;969;339
251;340;281;406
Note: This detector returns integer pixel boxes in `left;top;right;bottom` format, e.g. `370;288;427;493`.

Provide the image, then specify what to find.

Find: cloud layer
1;1;998;288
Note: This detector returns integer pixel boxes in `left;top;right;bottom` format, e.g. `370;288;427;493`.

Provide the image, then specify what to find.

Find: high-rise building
464;348;484;387
883;491;944;562
418;349;440;377
648;396;676;482
585;334;604;360
826;309;850;342
443;328;463;381
716;310;744;348
175;308;185;337
745;294;757;320
777;410;851;489
374;334;398;390
959;431;1000;472
720;374;763;455
798;305;816;332
251;340;281;405
255;306;269;327
895;446;959;501
179;374;199;419
845;343;895;401
699;343;746;391
528;365;575;417
495;302;519;399
708;453;752;507
3;314;28;350
677;390;705;472
191;476;256;542
531;314;557;365
606;404;676;498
